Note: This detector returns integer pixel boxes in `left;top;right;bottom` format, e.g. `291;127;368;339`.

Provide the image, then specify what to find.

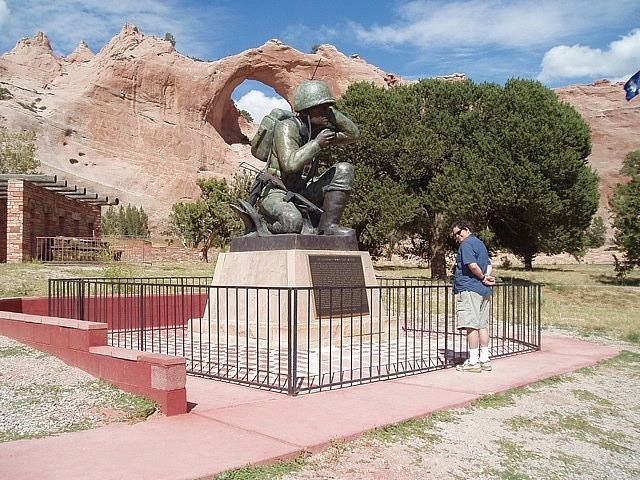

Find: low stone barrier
0;305;187;416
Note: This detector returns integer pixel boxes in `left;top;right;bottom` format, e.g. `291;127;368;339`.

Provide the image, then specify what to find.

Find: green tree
101;206;119;236
164;33;176;47
466;79;598;270
165;178;243;261
0;125;40;174
585;215;607;248
121;204;149;236
609;150;640;275
100;205;149;237
239;109;253;123
329;82;429;259
0;87;12;100
331;78;599;276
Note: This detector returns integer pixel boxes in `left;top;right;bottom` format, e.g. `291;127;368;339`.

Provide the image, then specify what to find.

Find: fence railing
36;236;153;264
48;277;541;395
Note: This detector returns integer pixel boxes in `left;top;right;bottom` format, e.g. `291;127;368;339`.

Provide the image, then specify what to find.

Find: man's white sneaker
480;360;492;371
456;360;482;373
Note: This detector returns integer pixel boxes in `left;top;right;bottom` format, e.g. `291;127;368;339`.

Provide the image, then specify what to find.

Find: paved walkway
0;335;619;480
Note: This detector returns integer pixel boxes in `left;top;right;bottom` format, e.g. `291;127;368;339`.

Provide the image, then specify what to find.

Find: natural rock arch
203;39;399;144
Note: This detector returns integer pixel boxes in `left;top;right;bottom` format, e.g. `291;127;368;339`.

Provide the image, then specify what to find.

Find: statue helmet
293;80;335;112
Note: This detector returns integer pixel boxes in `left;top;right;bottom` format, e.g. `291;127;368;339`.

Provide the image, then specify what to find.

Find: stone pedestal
189;235;387;349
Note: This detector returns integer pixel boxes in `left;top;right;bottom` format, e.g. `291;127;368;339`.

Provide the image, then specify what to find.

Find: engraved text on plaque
308;255;370;317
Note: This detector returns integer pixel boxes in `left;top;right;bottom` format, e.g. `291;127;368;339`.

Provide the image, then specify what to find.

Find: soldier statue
233;80;360;237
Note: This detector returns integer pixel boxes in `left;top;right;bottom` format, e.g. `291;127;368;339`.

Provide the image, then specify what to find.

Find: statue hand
316;128;336;149
325;106;337;123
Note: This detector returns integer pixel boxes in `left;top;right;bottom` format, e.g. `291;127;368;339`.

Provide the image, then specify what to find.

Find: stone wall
0;308;187;416
4;179;102;263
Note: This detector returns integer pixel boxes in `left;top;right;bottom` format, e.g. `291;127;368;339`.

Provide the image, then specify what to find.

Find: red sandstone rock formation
555;80;640;216
0;24;638;229
0;24;397;227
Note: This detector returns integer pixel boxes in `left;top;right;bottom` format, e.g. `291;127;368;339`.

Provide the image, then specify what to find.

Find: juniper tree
609;150;640;276
330;78;599;276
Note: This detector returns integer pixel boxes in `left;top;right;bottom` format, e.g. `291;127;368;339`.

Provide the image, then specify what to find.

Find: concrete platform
0;335;619;480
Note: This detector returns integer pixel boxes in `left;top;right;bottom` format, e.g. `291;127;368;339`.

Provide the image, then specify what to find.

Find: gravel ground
0;335;158;442
2;333;639;480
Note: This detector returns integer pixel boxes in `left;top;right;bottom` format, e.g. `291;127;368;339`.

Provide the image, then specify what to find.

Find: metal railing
36;236;153;264
48;277;541;395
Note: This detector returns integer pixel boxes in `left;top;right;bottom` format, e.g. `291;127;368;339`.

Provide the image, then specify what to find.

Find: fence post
47;279;56;317
536;284;542;348
77;279;85;321
138;283;146;351
287;288;298;395
444;284;449;363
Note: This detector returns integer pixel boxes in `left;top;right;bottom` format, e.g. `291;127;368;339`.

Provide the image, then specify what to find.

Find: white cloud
538;29;640;83
236;90;290;125
0;1;8;27
350;1;637;59
351;0;584;51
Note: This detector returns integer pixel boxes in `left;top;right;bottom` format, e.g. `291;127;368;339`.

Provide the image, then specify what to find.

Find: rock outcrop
555;80;640;215
0;25;398;227
0;24;638;229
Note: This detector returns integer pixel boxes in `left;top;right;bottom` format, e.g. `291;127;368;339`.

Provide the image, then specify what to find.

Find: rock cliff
0;24;398;227
554;80;640;214
0;24;638;229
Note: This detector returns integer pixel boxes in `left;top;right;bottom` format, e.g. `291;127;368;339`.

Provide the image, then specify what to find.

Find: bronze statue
233;80;360;237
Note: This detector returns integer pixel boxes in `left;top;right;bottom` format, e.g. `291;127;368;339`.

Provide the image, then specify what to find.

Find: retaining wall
0;300;187;416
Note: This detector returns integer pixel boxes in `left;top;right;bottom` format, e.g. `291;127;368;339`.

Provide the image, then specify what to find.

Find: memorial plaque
308;255;370;317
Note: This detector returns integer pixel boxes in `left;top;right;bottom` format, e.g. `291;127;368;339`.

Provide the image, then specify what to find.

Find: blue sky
1;0;639;121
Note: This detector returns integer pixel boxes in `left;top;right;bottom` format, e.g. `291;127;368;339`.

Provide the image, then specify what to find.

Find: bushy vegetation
0;87;12;100
609;150;640;276
164;176;247;261
101;204;149;237
327;78;599;276
585;215;607;248
164;32;176;47
0;124;40;174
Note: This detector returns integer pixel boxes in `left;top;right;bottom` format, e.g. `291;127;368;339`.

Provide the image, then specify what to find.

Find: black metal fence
48;277;541;395
36;236;153;264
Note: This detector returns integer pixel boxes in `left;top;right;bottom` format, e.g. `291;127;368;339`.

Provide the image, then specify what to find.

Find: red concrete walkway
0;335;619;480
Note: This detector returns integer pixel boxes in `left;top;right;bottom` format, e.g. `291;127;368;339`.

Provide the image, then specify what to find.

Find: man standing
258;80;360;235
451;220;495;372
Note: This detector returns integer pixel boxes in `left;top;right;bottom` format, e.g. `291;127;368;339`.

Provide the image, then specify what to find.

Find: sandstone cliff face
0;24;638;230
0;24;398;227
555;80;640;215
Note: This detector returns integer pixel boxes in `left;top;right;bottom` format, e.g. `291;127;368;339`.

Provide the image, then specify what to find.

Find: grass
0;344;39;358
0;261;215;298
212;455;308;480
87;379;158;422
493;263;640;343
365;409;458;444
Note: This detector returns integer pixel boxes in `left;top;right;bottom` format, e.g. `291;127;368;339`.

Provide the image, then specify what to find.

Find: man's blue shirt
453;234;492;296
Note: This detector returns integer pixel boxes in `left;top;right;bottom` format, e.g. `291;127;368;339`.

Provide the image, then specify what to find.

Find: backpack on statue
250;108;295;162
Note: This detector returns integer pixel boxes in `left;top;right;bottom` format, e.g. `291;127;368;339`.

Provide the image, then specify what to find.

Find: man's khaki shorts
455;290;491;330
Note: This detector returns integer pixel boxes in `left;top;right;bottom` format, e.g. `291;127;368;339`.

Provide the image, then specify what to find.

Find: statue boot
317;190;355;236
